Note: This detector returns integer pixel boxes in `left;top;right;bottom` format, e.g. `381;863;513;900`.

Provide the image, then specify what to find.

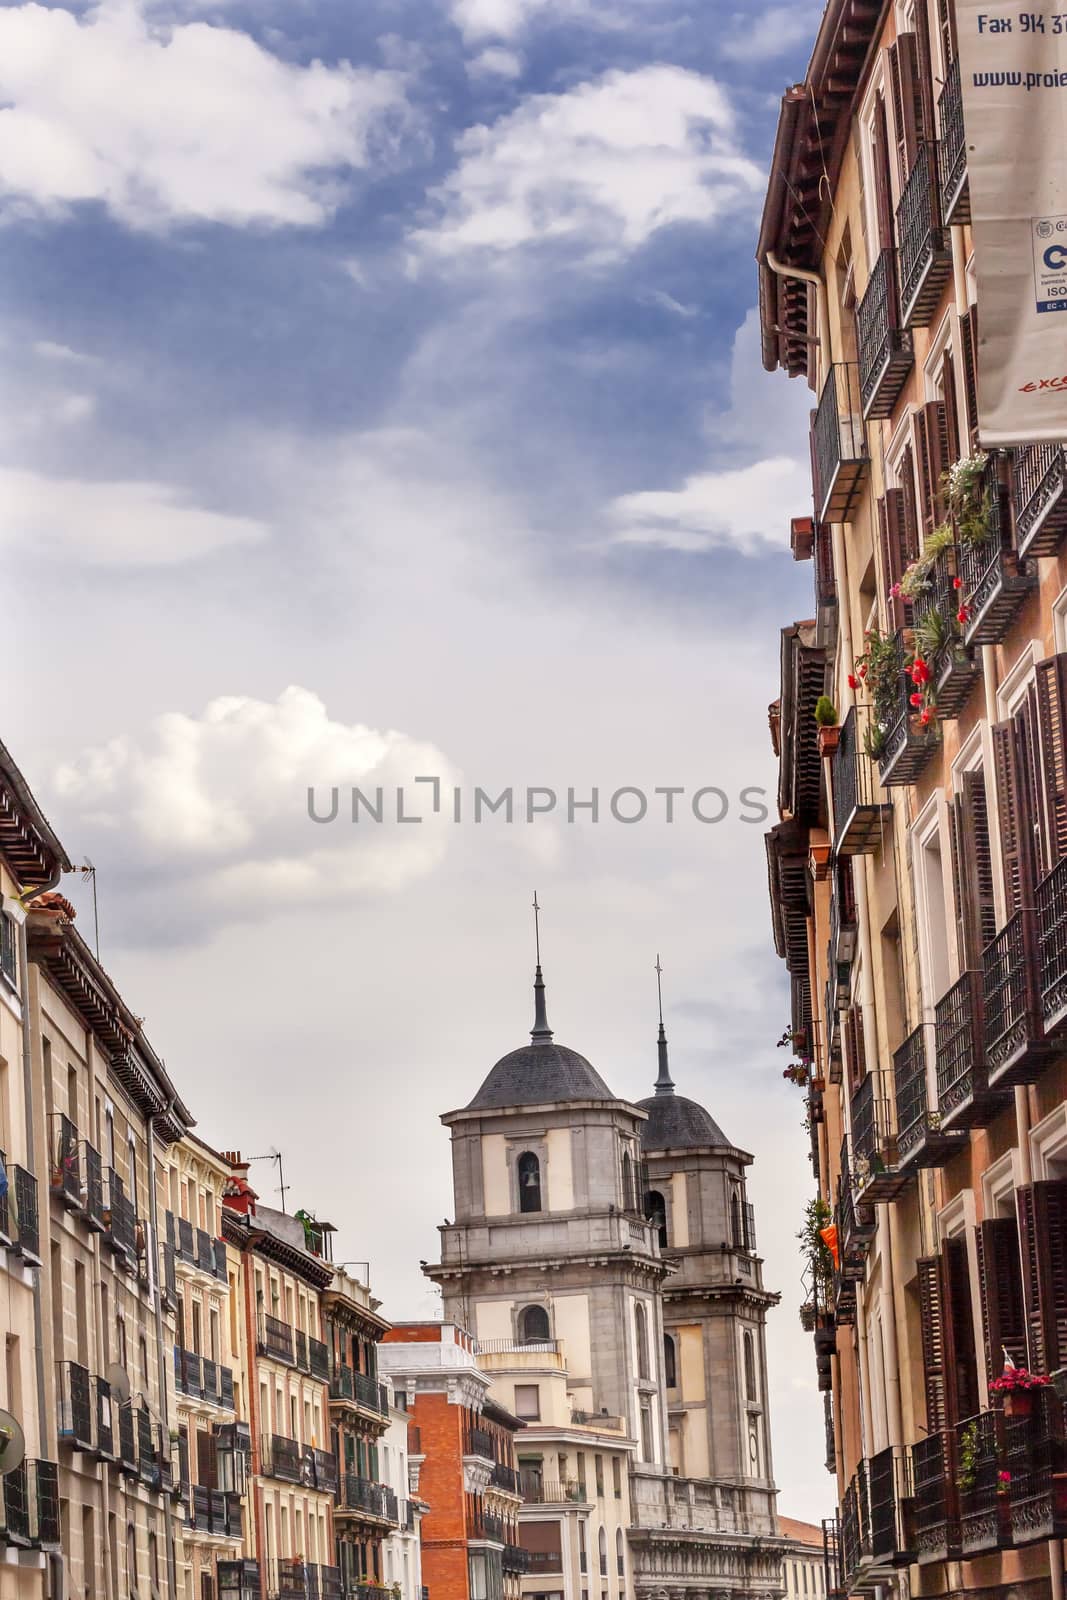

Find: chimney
221;1150;257;1217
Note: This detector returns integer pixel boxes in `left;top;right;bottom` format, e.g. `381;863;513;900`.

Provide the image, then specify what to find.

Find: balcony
102;1168;137;1266
814;519;837;615
839;1461;870;1588
1038;856;1067;1037
935;970;1009;1130
850;1077;908;1202
0;1157;40;1263
897;143;952;328
503;1544;531;1575
1004;1387;1067;1544
910;546;980;718
309;1336;330;1381
831;707;890;855
312;1448;337;1494
894;1024;967;1173
874;631;941;788
188;1484;241;1538
117;1402;138;1476
867;1446;914;1567
173;1214;229;1281
957;1412;1011;1555
56;1361;117;1459
1013;444;1067;558
0;1458;60;1549
467;1426;494;1460
812;363;869;523
490;1461;521;1493
984;909;1049;1088
328;1364;388;1417
471;1507;506;1542
336;1473;398;1524
257;1311;295;1366
521;1477;586;1505
218;1560;260;1599
938;58;969;224
174;1347;235;1410
260;1433;305;1485
49;1114;86;1212
959;455;1035;647
907;1430;960;1563
857;249;913;420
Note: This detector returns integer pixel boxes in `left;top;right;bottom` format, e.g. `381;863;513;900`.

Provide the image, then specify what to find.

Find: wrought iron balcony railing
897;142;952;328
117;1402;138;1476
329;1363;388;1415
0;1458;61;1549
217;1560;260;1599
337;1474;399;1523
938;57;969;224
957;1411;1010;1556
1003;1386;1067;1545
521;1477;587;1505
832;706;890;855
309;1336;330;1381
822;1516;845;1600
102;1168;137;1265
467;1426;495;1460
983;908;1048;1088
312;1447;337;1494
906;1430;960;1564
1037;855;1067;1038
490;1461;522;1493
814;519;837;612
935;969;1008;1130
868;1445;915;1566
850;1076;908;1202
173;1347;235;1409
0;1158;40;1262
910;545;980;717
857;249;913;419
959;454;1035;647
894;1023;967;1172
812;362;869;523
840;1460;871;1589
257;1312;296;1366
1013;443;1067;558
874;630;941;788
503;1544;531;1574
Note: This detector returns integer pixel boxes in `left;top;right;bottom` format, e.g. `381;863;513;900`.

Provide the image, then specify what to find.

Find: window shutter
845;1006;867;1093
197;1428;216;1489
1034;653;1067;870
912;3;938;140
917;401;950;533
974;1218;1027;1382
1018;1181;1067;1373
888;36;925;178
941;350;962;465
1018;691;1049;884
880;492;910;630
900;443;923;561
959;307;980;447
941;1235;980;1423
937;0;958;63
992;719;1034;912
917;1255;947;1431
965;769;999;958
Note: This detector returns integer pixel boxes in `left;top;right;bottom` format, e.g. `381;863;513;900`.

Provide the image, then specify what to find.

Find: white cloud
53;687;455;916
0;465;267;564
0;1;408;229
33;339;96;364
607;458;808;554
414;65;763;261
451;0;568;42
720;4;823;62
637;287;699;318
467;45;523;78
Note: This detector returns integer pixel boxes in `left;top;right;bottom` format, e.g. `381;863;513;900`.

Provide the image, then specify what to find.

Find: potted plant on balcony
944;452;992;544
990;1360;1050;1417
814;696;840;757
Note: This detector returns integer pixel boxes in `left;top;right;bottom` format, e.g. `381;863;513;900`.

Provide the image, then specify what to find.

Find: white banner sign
956;2;1067;444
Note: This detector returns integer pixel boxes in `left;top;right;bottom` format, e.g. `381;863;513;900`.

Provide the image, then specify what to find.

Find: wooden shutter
941;1235;980;1423
917;1255;947;1431
880;491;909;630
949;771;996;970
1034;653;1067;870
197;1428;216;1489
900;443;923;560
888;35;926;178
845;1006;867;1093
872;94;896;253
992;719;1035;912
937;0;958;63
974;1218;1027;1382
912;2;938;142
1018;692;1048;884
959;307;979;447
917;401;950;533
1018;1180;1067;1373
942;350;962;465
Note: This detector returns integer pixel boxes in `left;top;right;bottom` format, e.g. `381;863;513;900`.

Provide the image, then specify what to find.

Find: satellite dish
0;1410;26;1476
106;1364;132;1406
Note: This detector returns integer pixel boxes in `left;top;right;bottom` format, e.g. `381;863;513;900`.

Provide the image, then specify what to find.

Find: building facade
760;4;1067;1600
380;1386;425;1600
379;1323;526;1600
425;965;785;1600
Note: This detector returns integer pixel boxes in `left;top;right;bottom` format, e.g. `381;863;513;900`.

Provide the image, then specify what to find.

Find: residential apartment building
778;1517;829;1600
760;4;1067;1600
379;1323;527;1600
380;1388;425;1600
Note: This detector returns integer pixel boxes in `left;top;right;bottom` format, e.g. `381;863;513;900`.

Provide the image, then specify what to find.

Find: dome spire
654;953;674;1095
531;891;553;1043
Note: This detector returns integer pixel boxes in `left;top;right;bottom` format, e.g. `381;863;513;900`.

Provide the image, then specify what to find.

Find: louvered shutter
959;307;980;447
900;443;923;560
845;1006;867;1093
197;1428;217;1489
992;719;1034;912
917;401;950;533
950;776;997;973
974;1218;1027;1381
1018;691;1049;884
1034;653;1067;869
948;790;971;970
1019;1181;1067;1373
942;350;962;464
872;94;896;251
941;1235;981;1423
880;491;910;630
937;0;958;62
888;35;926;178
912;3;938;141
917;1255;948;1431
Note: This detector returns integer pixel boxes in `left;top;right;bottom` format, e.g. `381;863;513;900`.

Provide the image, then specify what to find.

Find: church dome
467;1040;613;1110
637;1090;728;1151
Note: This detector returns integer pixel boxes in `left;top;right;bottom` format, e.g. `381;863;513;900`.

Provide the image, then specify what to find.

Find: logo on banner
1032;215;1067;313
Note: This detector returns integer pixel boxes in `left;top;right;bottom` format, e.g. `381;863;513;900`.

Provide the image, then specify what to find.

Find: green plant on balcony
897;522;955;601
957;1420;980;1493
943;451;992;545
814;696;838;726
797;1196;835;1309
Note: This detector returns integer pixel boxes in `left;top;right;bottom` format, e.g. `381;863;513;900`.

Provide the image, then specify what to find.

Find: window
149;1531;160;1597
616;1528;625;1577
663;1333;677;1391
126;1525;138;1590
517;1151;541;1213
519;1304;550;1345
0;914;16;988
639;1400;654;1463
579;1520;587;1573
730;1191;743;1248
576;1451;586;1496
514;1384;540;1421
644;1189;668;1248
612;1456;622;1499
594;1454;604;1497
743;1331;758;1403
634;1303;650;1381
598;1527;607;1578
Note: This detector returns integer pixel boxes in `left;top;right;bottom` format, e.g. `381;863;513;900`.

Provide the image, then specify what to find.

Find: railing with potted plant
850;1075;908;1202
905;528;980;718
812;363;869;523
956;1411;1011;1555
852;627;940;788
894;1022;967;1172
955;452;1035;646
1000;1381;1066;1544
896;142;952;328
832;705;890;856
1011;443;1067;559
0;1155;40;1261
857;248;913;419
938;56;969;224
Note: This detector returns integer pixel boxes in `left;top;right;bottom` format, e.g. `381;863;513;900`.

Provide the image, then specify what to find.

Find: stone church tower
426;958;784;1600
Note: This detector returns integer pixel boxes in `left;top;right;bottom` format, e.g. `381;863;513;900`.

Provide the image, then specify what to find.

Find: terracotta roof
778;1515;825;1548
29;891;77;919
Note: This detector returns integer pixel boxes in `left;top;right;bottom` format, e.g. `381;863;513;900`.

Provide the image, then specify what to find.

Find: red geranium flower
848;674;859;690
953;576;963;590
920;707;934;727
910;692;923;707
957;605;970;624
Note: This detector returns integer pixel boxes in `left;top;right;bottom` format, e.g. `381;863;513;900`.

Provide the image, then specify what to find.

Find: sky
1;0;832;1521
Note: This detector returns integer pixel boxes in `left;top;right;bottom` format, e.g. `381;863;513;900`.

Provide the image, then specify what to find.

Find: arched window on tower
644;1189;668;1249
663;1332;677;1390
730;1190;743;1248
616;1527;625;1577
621;1150;635;1212
635;1302;650;1381
519;1304;551;1346
744;1329;758;1402
517;1151;541;1214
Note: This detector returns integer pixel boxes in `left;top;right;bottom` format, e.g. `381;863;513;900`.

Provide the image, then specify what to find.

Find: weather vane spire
654;953;674;1095
531;891;553;1043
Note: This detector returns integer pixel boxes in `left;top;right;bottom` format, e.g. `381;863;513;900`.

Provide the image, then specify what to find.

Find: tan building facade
761;5;1067;1600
